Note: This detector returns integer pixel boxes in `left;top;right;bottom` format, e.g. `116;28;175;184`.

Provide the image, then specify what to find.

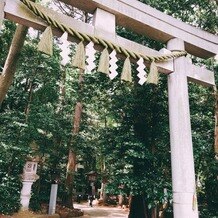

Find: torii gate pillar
167;38;198;218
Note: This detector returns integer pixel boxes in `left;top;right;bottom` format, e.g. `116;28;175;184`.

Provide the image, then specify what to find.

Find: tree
0;24;28;105
0;0;217;216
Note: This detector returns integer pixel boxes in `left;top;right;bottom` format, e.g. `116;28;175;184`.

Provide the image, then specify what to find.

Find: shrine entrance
0;0;217;217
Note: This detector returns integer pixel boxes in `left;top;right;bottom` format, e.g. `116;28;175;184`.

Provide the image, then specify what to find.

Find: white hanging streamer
137;57;147;85
86;41;96;72
109;50;118;80
59;32;71;66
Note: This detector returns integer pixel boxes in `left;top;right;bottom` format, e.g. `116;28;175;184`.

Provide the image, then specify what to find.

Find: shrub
0;175;21;215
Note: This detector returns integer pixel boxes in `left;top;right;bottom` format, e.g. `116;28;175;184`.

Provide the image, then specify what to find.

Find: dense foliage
0;0;217;216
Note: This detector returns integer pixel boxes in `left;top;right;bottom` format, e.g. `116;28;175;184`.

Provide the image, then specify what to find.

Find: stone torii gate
1;0;217;217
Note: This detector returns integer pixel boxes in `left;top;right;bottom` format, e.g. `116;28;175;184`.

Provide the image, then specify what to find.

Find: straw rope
20;0;187;62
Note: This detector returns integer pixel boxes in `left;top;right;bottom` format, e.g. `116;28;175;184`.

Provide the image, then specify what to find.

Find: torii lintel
60;0;218;59
0;0;216;87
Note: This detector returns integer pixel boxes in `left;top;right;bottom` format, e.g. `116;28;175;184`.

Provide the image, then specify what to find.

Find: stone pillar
49;184;58;215
167;38;198;218
0;0;5;32
20;161;39;210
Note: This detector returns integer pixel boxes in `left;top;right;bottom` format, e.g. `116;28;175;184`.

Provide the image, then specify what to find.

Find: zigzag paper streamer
109;50;118;80
137;57;147;85
59;32;71;66
86;41;96;72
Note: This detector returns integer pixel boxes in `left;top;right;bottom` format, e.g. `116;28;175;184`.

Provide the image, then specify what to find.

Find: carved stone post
20;160;39;210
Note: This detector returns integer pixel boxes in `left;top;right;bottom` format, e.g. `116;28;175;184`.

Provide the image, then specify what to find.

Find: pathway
74;201;129;218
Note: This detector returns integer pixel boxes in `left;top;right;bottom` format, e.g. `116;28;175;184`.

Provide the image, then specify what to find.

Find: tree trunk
128;195;149;218
118;194;124;207
0;24;28;105
100;182;108;203
151;207;158;218
56;68;66;113
72;102;83;134
99;154;107;203
24;79;34;122
65;69;84;208
118;194;124;206
65;149;77;208
64;10;88;208
36;158;44;196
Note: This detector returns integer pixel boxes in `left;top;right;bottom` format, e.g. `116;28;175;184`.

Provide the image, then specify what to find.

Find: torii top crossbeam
1;0;216;86
60;0;218;59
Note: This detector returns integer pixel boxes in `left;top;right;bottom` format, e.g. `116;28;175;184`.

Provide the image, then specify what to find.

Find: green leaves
0;0;217;215
0;176;21;215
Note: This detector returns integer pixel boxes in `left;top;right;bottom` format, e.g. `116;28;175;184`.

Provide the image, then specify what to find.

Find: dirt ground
74;201;129;218
0;201;129;218
0;211;59;218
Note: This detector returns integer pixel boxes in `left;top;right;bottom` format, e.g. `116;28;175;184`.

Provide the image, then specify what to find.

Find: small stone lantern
87;171;98;182
20;160;39;210
87;171;98;196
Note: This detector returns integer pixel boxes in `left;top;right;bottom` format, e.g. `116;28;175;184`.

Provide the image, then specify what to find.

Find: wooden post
0;0;5;31
167;38;199;218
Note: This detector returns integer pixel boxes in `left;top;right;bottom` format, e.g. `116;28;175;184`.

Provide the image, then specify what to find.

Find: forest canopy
0;0;217;217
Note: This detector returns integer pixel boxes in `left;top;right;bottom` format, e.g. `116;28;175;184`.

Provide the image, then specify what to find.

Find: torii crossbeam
0;0;217;217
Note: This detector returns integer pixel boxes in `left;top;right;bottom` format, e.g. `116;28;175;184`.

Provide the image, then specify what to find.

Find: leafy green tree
0;0;217;217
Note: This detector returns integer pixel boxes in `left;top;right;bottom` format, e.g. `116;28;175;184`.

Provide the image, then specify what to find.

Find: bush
29;192;41;212
0;176;21;215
